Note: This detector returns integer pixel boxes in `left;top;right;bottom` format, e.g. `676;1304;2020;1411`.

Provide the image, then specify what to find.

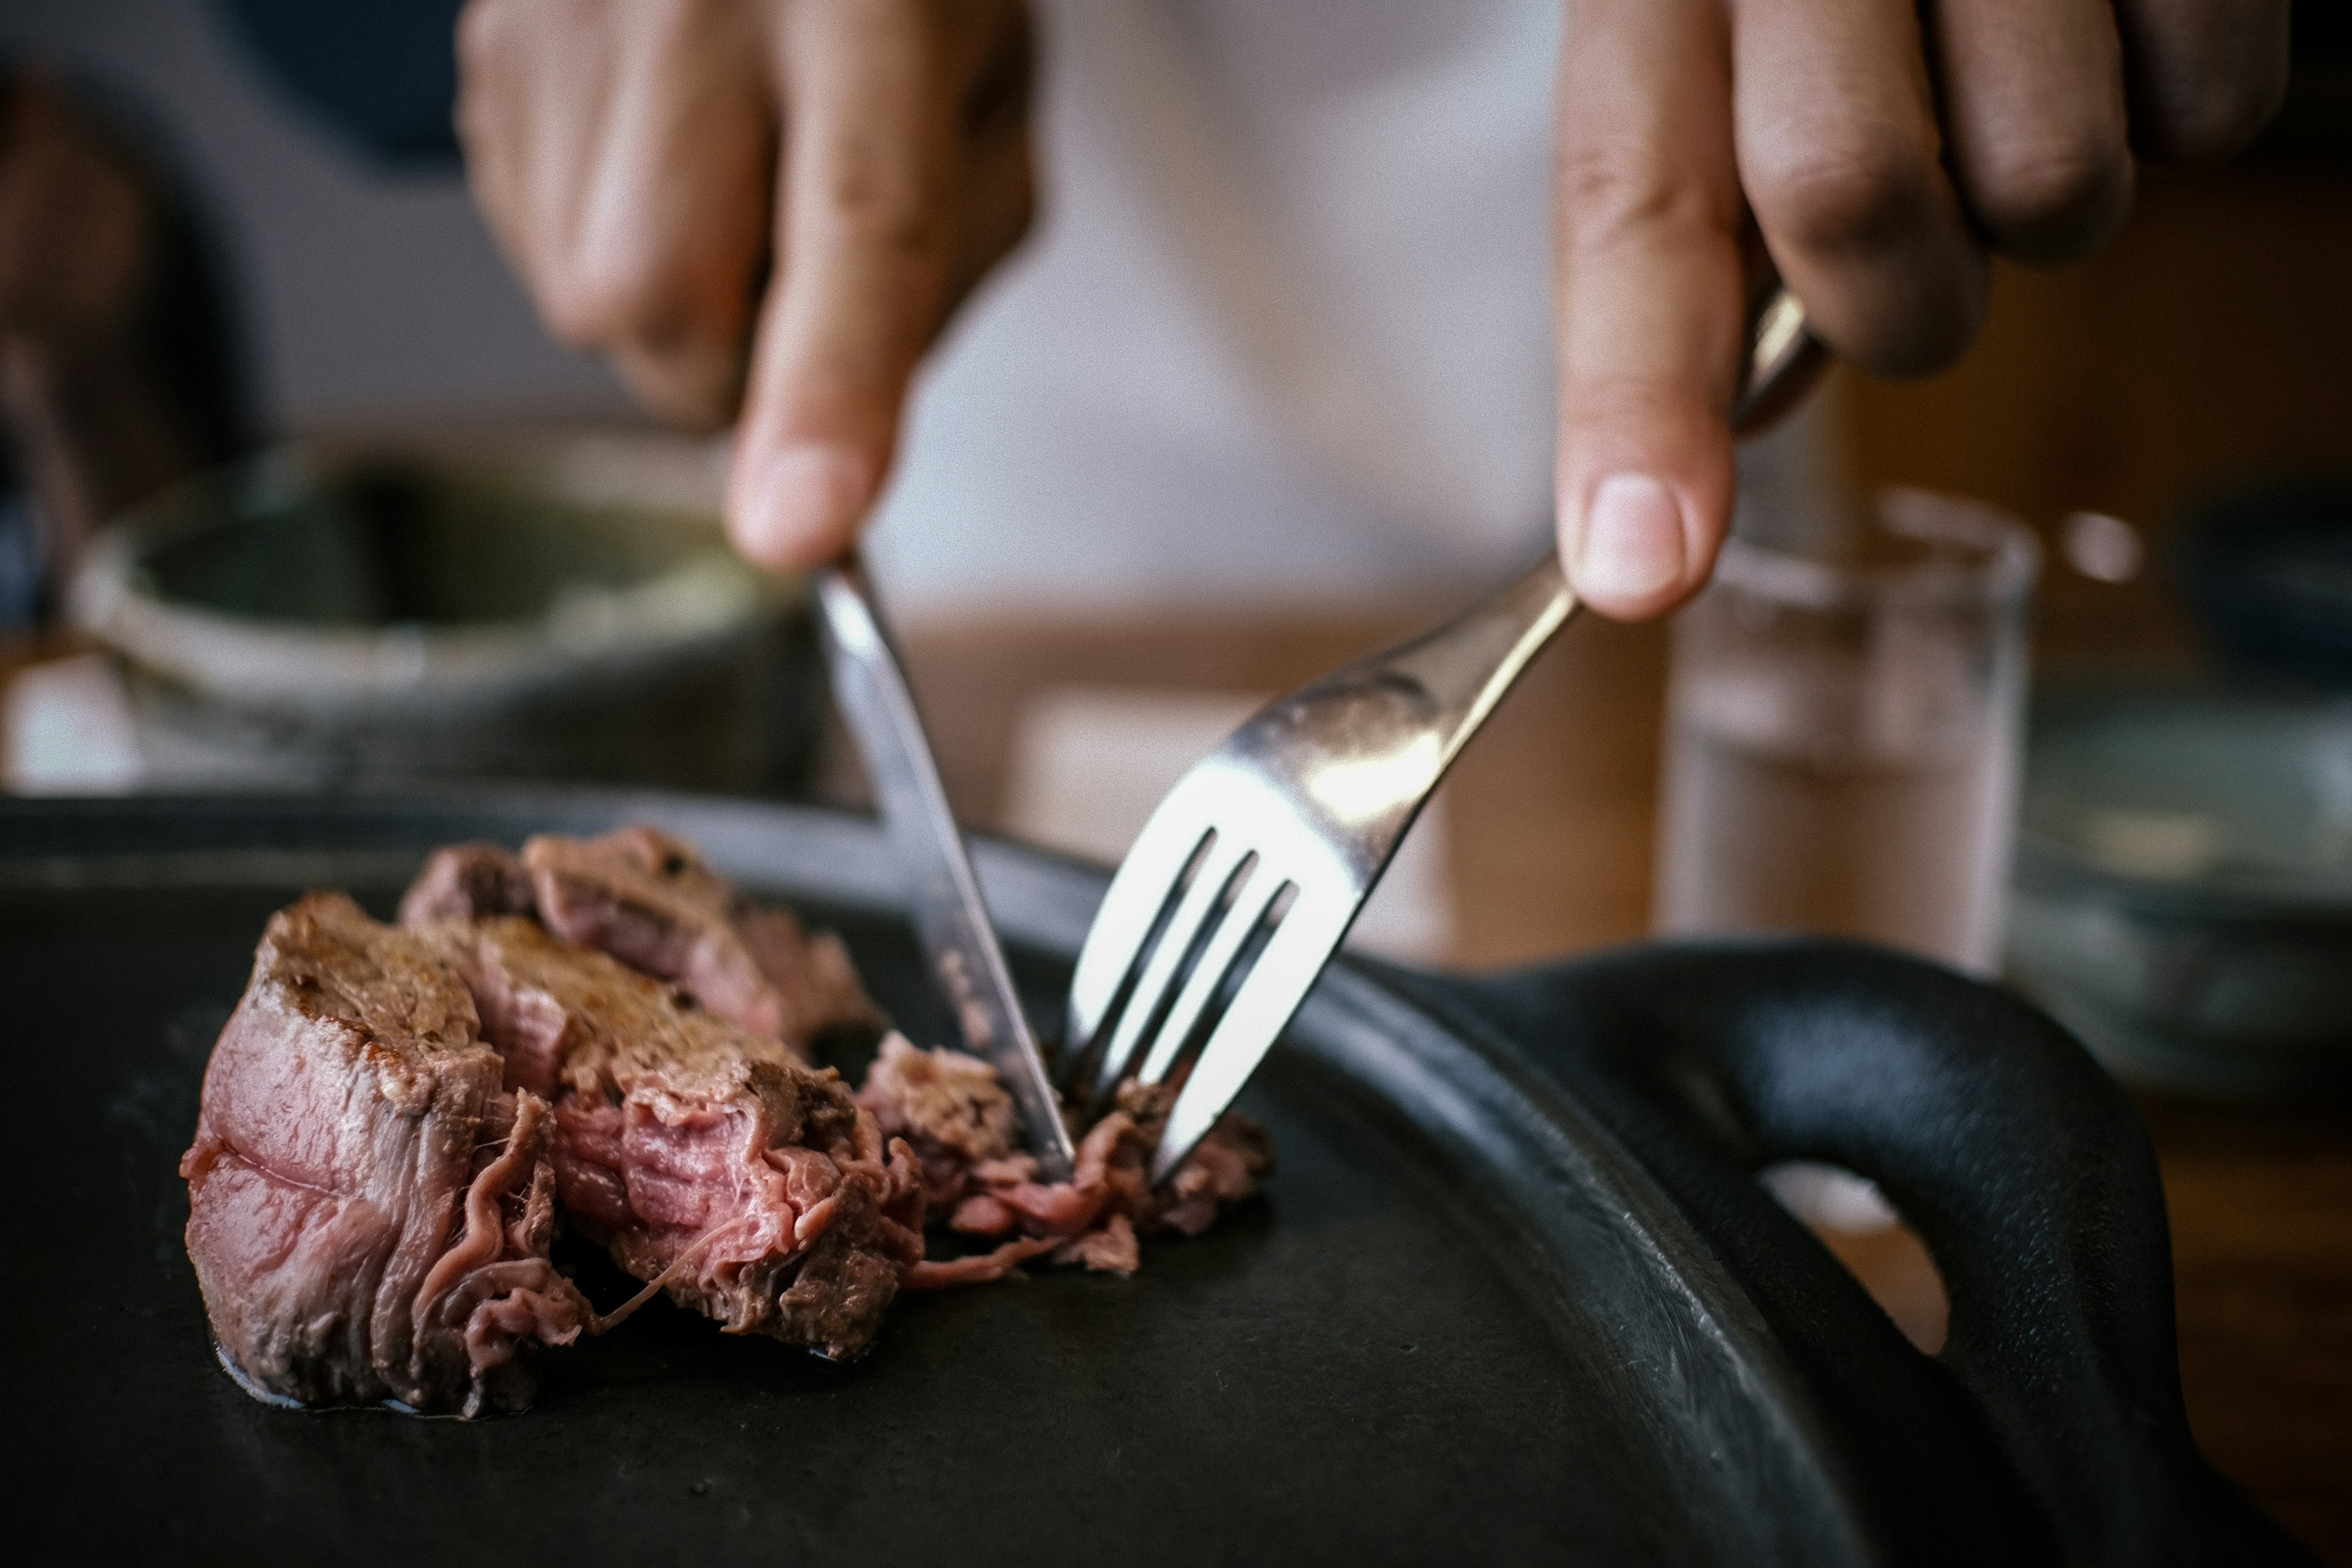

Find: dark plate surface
0;793;1859;1566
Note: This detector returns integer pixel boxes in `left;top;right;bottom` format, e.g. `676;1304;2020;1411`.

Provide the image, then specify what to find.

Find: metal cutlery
1061;290;1821;1182
814;561;1079;1183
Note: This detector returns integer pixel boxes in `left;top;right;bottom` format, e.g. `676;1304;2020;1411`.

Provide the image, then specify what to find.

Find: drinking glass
1651;489;2039;974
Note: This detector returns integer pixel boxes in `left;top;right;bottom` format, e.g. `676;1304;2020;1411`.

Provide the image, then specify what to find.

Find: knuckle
1556;139;1730;251
1749;135;1940;262
537;285;617;351
985;141;1039;250
1886;296;1983;376
946;165;1038;314
540;250;692;349
614;342;744;431
823;151;952;265
2147;69;2286;165
1861;274;1986;379
961;3;1036;136
1558;372;1714;439
1006;172;1038;247
1970;132;2132;255
454;0;527;75
756;363;887;454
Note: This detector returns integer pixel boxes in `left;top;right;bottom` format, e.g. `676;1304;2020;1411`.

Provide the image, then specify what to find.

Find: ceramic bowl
72;426;820;793
2007;687;2352;1096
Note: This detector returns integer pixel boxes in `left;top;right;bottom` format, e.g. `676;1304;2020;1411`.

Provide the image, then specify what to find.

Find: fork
1059;289;1820;1182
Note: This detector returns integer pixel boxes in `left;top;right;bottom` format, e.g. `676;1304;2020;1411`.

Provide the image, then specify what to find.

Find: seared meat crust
181;894;588;1416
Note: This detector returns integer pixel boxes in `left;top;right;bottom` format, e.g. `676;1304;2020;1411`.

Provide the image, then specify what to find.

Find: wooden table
900;605;2352;1563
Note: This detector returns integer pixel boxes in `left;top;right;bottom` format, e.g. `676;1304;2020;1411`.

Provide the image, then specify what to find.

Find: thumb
725;4;957;570
1553;0;1747;620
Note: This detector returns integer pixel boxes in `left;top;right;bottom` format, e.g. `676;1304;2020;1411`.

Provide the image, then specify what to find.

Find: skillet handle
1398;939;2312;1567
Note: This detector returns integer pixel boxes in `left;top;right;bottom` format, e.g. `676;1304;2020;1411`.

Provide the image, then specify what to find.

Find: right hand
457;0;1036;569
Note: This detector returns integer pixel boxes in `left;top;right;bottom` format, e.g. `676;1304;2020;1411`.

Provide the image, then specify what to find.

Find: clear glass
1651;489;2039;974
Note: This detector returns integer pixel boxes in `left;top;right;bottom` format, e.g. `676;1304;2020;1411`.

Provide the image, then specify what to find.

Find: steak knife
813;561;1079;1183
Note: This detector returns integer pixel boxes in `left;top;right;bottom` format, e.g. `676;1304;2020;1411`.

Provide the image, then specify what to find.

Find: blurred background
0;2;2348;1552
4;1;2345;933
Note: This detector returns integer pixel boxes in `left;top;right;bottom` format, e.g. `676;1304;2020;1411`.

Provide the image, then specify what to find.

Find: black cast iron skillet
0;791;2311;1566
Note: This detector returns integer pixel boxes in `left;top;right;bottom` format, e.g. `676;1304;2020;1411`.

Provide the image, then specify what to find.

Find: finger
453;0;527;266
569;31;773;429
727;1;967;569
1553;0;1748;620
459;0;772;429
945;119;1036;323
2112;0;2291;166
1932;0;2134;263
1731;0;1989;377
943;4;1038;317
456;0;613;333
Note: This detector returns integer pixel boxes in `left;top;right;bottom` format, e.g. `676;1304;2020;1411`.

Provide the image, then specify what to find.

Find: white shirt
867;0;1566;617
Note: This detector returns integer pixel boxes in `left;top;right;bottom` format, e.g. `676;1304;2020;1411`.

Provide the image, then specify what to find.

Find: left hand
1550;0;2291;620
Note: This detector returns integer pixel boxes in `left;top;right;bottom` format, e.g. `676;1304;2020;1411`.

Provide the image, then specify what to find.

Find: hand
457;0;1035;568
1551;0;2290;619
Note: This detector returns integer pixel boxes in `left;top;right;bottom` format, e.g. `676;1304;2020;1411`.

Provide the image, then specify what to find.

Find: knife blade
813;562;1079;1183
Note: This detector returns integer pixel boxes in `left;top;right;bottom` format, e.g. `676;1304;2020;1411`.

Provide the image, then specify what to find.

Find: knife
813;560;1079;1183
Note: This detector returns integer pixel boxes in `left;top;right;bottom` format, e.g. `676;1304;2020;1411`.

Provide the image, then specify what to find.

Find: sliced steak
396;841;537;925
427;916;926;1360
858;1036;1276;1287
194;827;1283;1413
399;827;880;1053
180;894;589;1416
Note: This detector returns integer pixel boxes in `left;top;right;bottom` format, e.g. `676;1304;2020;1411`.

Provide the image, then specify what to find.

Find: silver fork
1060;289;1819;1182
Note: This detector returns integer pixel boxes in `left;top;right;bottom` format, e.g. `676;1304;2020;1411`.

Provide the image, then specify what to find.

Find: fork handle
1357;287;1819;786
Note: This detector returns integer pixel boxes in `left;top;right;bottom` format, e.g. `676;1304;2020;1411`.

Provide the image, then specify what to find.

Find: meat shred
859;1033;1276;1286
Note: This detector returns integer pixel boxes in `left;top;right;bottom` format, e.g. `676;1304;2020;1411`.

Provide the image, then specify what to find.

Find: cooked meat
424;916;925;1360
857;1033;1020;1210
187;824;1278;1415
179;894;589;1416
396;841;537;926
401;828;880;1052
1148;1098;1280;1238
859;1035;1275;1287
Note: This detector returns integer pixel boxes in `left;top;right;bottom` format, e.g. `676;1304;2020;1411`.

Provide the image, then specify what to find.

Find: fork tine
1148;891;1355;1184
1078;837;1259;1114
1062;818;1215;1076
1132;867;1289;1090
1073;288;1808;1186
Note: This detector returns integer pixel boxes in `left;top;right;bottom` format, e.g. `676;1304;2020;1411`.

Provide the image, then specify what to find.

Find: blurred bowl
71;426;820;793
2177;473;2352;691
2006;687;2352;1096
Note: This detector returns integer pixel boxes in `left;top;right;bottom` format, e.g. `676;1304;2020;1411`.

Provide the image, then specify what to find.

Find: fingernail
738;443;873;564
1575;473;1687;603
